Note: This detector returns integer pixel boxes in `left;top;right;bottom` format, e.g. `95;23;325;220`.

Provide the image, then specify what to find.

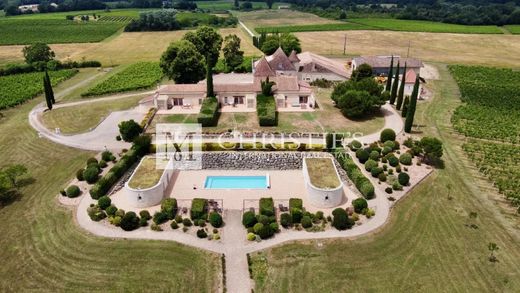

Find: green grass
305;158;341;189
504;25;520;34
41;95;144;134
2;8;150;20
0;95;221;290
127;157;164;189
249;64;520;291
82;62;163;96
0;69;77;110
256;17;503;34
196;1;288;11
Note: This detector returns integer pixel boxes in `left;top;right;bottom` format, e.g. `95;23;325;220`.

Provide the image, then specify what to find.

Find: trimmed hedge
352;198;368;214
197;96;220;127
336;151;375;199
161;198;177;220
209;212;223;228
242;211;257;228
398;172;410;186
256;94;277;126
289;198;303;210
259;197;275;216
66;185;81;198
399;153;413;165
190;198;208;220
380;128;396;142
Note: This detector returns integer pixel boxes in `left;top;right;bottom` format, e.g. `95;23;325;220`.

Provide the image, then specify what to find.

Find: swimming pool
204;175;269;189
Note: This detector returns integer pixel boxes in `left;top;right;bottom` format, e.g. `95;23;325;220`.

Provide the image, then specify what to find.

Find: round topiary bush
380;128;396;143
76;169;84;181
97;195;111;210
120;211;140;231
360;182;375;199
253;223;264;234
350;140;362;150
388;155;400;167
256;224;274;239
382;146;392;156
247;233;256;241
209;212;223;228
115;209;125;217
383;140;395;150
352;198;368;214
101;151;113;162
83;166;99;184
86;157;98;166
66;185;81;198
196;229;207;238
153;211;168;225
355;149;370;163
242;211;257;228
378;173;387;182
170;221;179;229
106;205;117;216
182;218;192;226
332;208;351;230
369;150;380;161
269;222;279;233
280;213;292;228
371;167;383;178
99;160;107;168
398;172;410;186
257;214;270;225
399;153;413;166
139;210;151;220
301;216;312;228
175;214;183;223
364;159;378;172
139;217;149;227
385;187;393;194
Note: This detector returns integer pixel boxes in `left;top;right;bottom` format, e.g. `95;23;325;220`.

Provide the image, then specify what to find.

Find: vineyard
0;70;77;109
449;65;520;211
82;62;163;96
0;19;125;45
97;16;133;23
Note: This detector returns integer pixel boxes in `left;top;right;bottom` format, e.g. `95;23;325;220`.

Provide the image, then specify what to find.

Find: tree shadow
16;177;36;188
347;108;386;123
0;190;23;209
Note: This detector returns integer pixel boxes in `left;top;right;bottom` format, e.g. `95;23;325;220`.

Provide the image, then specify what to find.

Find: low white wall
302;158;344;208
124;156;174;208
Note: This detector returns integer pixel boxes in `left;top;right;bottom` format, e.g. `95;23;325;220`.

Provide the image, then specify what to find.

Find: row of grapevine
82;62;163;97
0;70;77;110
97;16;133;23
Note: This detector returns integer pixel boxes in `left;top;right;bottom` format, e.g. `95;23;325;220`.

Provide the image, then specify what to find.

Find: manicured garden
82;62;163;96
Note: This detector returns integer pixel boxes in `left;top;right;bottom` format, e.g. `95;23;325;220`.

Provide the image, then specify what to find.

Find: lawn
41;95;144;134
249;64;520;291
0;99;221;291
0;19;126;45
305;158;340;189
127;157;164;189
504;25;520;34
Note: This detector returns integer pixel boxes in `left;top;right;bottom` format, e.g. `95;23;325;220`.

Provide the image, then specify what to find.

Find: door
234;96;245;104
173;98;183;106
299;96;308;104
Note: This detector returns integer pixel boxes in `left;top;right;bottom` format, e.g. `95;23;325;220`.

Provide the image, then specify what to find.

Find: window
299;96;308;104
234;96;245;104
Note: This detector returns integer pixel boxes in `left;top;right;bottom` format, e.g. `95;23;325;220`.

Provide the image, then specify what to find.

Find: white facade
302;158;344;208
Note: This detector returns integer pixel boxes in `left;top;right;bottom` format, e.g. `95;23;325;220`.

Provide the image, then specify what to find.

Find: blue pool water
204;176;269;189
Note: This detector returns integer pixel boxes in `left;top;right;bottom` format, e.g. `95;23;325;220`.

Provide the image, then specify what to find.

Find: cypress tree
385;55;394;92
43;75;52;110
396;62;407;110
45;70;55;104
401;95;410;117
389;61;400;104
206;54;214;97
404;76;419;133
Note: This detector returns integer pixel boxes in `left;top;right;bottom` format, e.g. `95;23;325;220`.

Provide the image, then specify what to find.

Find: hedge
289;198;303;210
66;185;81;198
197;96;220;127
399;153;413;165
209;212;223;228
352;198;368;214
256;94;277;126
190;198;208;220
259;197;275;216
161;198;177;220
380;128;396;142
242;211;257;228
336;150;375;199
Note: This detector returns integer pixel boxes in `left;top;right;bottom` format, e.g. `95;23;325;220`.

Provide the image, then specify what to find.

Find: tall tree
22;43;55;64
222;34;244;72
43;75;52;111
44;70;55;104
266;0;274;9
385;55;394;91
396;62;407;110
404;76;420;133
160;40;206;83
389;61;400;104
401;95;410;117
206;54;215;97
234;0;239;8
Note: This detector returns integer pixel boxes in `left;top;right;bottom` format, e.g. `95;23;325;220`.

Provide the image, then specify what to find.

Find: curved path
34;88;404;292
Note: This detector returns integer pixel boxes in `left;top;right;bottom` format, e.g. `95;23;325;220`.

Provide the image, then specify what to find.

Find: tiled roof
288;50;300;62
404;69;417;84
353;56;423;68
158;83;205;93
254;56;276;77
273;76;299;91
297;52;349;79
268;47;295;71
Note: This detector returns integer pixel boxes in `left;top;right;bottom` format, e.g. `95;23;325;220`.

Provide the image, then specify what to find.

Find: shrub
378;173;387;182
259;197;274;216
101;151;113;162
182;218;192;227
170;221;179;229
115;209;125;217
161;198;178;220
396;165;402;173
332;208;351;230
139;217;149;227
301;216;312;228
197;96;220;127
383;140;395;150
257;214;270;225
120;211;140;231
190;198;208;220
290;207;303;223
60;189;66;196
153;211;169;224
242;211;257;228
97;195;111;210
76;169;84;181
380;128;396;142
175;215;183;223
151;223;163;231
247;233;256;241
139;210;151;220
369;150;380;161
98;160;107;168
86;157;98;166
209;212;223;228
371;167;383;177
66;185;81;198
350;140;362;151
399;153;413;165
256;224;274;239
256;94;277;126
110;216;122;226
196;229;207;238
253;223;264;234
352;198;368;214
388;155;400;167
381;146;392;156
365;208;376;218
270;222;279;233
118;119;142;142
289;198;303;210
87;205;106;222
364;159;378;172
398;172;410;186
280;213;292;228
116;135;122;141
385;187;393;194
355;149;370;163
83;166;99;184
106;205;117;216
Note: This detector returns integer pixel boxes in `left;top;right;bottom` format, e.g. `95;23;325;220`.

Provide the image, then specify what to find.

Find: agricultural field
504;25;520;34
0;8;147;20
449;65;520;143
248;64;520;292
236;9;341;29
82;62;162;96
0;69;77;109
0;19;126;45
196;0;287;11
